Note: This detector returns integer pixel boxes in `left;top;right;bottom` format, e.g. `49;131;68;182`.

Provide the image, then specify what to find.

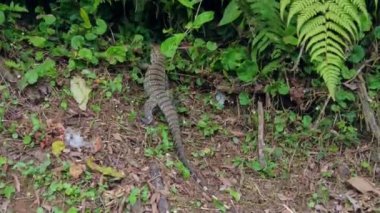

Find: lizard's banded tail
156;92;207;189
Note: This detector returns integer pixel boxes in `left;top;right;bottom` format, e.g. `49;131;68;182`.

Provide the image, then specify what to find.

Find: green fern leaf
305;33;326;52
299;24;326;45
326;21;352;44
296;2;325;34
287;0;319;26
325;11;358;41
280;0;291;20
309;40;344;60
350;0;369;16
333;0;361;28
298;16;326;43
326;31;347;48
327;3;360;36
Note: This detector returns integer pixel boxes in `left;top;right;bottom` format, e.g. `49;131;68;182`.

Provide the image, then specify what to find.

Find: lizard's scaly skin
143;44;206;189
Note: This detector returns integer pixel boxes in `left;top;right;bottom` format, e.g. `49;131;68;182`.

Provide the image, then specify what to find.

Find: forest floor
0;71;379;213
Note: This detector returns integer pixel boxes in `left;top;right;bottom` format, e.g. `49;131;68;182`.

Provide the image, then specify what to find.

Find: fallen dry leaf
51;140;65;157
229;129;245;137
112;133;123;141
92;136;102;153
69;163;85;179
70;76;91;111
86;157;125;179
347;176;380;195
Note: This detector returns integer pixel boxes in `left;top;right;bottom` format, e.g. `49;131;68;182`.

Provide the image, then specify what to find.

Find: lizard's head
150;44;164;64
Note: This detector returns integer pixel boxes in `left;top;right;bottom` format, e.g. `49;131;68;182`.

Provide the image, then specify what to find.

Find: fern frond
299;24;325;45
327;2;360;36
350;0;369;17
287;0;319;26
309;40;344;60
296;2;325;34
325;11;358;41
283;0;370;98
326;31;347;49
325;21;352;44
298;16;326;43
280;0;291;20
332;0;361;28
239;0;290;60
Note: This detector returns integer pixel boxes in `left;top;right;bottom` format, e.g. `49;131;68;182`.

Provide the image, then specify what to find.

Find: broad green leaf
52;140;65;157
368;75;380;90
206;41;218;51
71;35;85;50
348;45;365;63
341;66;356;79
80;8;92;29
94;19;107;35
0;156;7;167
227;188;241;202
23;135;32;145
221;47;247;70
70;76;91;111
161;33;185;58
35;58;56;77
85;32;97;40
23;59;56;86
28;36;46;48
218;0;242;26
78;48;94;61
0;11;5;25
192;11;214;29
374;26;380;39
104;45;127;64
177;0;196;9
68;59;76;71
302;115;312;128
24;70;39;84
278;82;289;95
128;188;140;205
239;92;250;106
42;14;56;25
3;185;15;199
236;60;258;82
66;207;78;213
282;35;298;45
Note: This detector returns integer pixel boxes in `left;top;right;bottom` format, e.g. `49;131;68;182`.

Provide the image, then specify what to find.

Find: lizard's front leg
141;96;157;125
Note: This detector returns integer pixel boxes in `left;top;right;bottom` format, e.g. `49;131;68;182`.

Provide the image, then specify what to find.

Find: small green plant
144;125;173;157
307;186;330;209
128;185;150;205
197;114;220;137
101;74;123;98
175;161;191;180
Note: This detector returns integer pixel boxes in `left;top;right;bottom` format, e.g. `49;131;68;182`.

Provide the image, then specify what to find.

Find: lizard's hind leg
141;96;157;125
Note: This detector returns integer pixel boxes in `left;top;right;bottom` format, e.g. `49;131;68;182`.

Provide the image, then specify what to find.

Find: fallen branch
257;101;266;167
149;162;170;213
357;74;380;144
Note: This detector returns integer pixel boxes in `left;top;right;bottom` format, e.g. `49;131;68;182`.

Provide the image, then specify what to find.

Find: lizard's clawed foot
140;115;153;125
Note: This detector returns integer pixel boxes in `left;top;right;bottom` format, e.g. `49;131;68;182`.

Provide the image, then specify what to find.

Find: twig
344;58;376;84
357;74;380;144
290;43;305;72
312;96;330;129
257;101;266;167
282;204;296;213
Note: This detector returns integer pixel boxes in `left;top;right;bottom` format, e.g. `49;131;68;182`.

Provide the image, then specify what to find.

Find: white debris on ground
64;127;92;149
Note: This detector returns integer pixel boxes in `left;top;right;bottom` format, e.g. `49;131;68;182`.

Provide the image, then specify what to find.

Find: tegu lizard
142;44;207;190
